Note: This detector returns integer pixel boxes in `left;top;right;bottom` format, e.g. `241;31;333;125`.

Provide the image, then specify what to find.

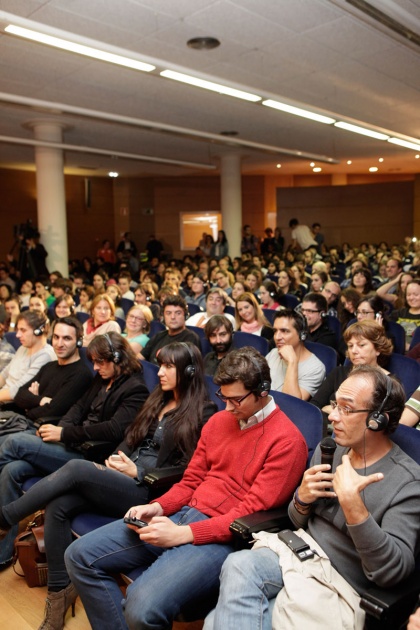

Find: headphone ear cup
300;330;307;341
258;380;271;397
113;351;121;364
76;338;83;348
366;411;388;432
184;364;195;379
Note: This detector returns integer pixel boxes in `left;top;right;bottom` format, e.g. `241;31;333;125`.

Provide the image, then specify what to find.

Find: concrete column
220;153;242;258
24;120;69;275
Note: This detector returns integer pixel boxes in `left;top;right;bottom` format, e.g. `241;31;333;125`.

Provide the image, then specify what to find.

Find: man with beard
203;315;234;376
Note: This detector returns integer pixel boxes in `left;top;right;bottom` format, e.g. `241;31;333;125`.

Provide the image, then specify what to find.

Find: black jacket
59;371;148;445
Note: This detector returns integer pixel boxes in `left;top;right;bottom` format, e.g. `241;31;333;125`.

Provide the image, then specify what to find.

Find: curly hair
344;320;393;366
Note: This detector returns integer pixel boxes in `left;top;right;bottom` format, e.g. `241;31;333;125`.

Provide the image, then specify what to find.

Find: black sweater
14;359;93;421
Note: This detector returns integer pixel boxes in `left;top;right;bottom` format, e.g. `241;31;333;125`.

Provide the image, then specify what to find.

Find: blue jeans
0;431;84;564
65;506;234;630
203;548;283;630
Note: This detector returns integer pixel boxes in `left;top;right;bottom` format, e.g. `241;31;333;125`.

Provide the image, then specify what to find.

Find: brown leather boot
38;583;78;630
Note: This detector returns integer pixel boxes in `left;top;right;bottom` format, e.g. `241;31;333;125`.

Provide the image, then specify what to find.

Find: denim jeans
203;548;283;630
3;459;149;590
65;506;234;630
0;431;84;564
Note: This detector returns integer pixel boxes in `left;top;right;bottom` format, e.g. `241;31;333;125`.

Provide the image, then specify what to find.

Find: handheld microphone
320;437;336;493
320;436;337;469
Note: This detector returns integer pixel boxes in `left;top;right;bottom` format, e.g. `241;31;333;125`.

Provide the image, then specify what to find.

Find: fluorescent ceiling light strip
388;137;420;151
334;121;389;140
262;99;336;125
5;25;155;72
160;70;261;103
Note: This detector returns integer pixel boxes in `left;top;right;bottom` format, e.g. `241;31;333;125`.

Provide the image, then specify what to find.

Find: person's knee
220;549;254;582
64;538;85;575
124;593;170;630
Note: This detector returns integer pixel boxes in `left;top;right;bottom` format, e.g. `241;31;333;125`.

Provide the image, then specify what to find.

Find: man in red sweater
65;347;308;630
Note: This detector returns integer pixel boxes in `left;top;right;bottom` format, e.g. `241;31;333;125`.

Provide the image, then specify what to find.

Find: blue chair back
262;309;277;326
79;346;96;376
391;424;420;464
76;311;90;324
186;325;208;353
149;320;166;338
304;340;337;375
387;353;420;399
116;316;126;331
224;305;235;317
232;331;269;356
280;294;300;309
205;374;224;411
270;390;323;465
4;331;21;350
409;325;420;351
186;303;203;317
141;360;160;393
324;315;341;347
120;298;134;316
386;320;406;355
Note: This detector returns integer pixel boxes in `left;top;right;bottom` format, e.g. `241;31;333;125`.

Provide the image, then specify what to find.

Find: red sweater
155;406;307;544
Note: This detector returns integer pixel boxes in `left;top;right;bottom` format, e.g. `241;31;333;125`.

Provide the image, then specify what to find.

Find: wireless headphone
366;376;392;431
33;320;47;336
248;355;270;398
180;342;195;379
76;337;83;348
103;333;121;364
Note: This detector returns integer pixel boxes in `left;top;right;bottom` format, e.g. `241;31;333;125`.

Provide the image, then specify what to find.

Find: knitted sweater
156;406;308;544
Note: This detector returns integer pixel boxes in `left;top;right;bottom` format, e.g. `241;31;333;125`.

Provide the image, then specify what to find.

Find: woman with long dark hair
0;342;216;630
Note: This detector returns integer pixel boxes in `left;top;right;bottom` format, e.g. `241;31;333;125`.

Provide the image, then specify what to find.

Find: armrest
230;506;292;542
143;466;185;488
78;440;115;462
361;569;420;629
143;466;186;500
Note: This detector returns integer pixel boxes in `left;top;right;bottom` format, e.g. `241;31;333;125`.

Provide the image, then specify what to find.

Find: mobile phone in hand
123;515;148;528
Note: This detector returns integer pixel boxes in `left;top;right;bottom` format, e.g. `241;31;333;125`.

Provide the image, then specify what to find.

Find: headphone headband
103;333;121;364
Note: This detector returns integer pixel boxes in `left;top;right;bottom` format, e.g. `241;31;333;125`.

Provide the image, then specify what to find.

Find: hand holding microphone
297;437;337;503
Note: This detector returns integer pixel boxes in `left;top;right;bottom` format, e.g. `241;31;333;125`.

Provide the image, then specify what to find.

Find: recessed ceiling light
310;162;315;167
276;164;281;168
187;37;220;50
369;167;378;172
347;160;352;165
378;158;384;162
108;171;119;177
416;155;420;159
313;167;322;172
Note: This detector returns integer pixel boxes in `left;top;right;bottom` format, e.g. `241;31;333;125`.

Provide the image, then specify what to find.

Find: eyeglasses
301;308;320;314
356;310;374;316
329;401;371;416
127;314;145;323
215;388;253;406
